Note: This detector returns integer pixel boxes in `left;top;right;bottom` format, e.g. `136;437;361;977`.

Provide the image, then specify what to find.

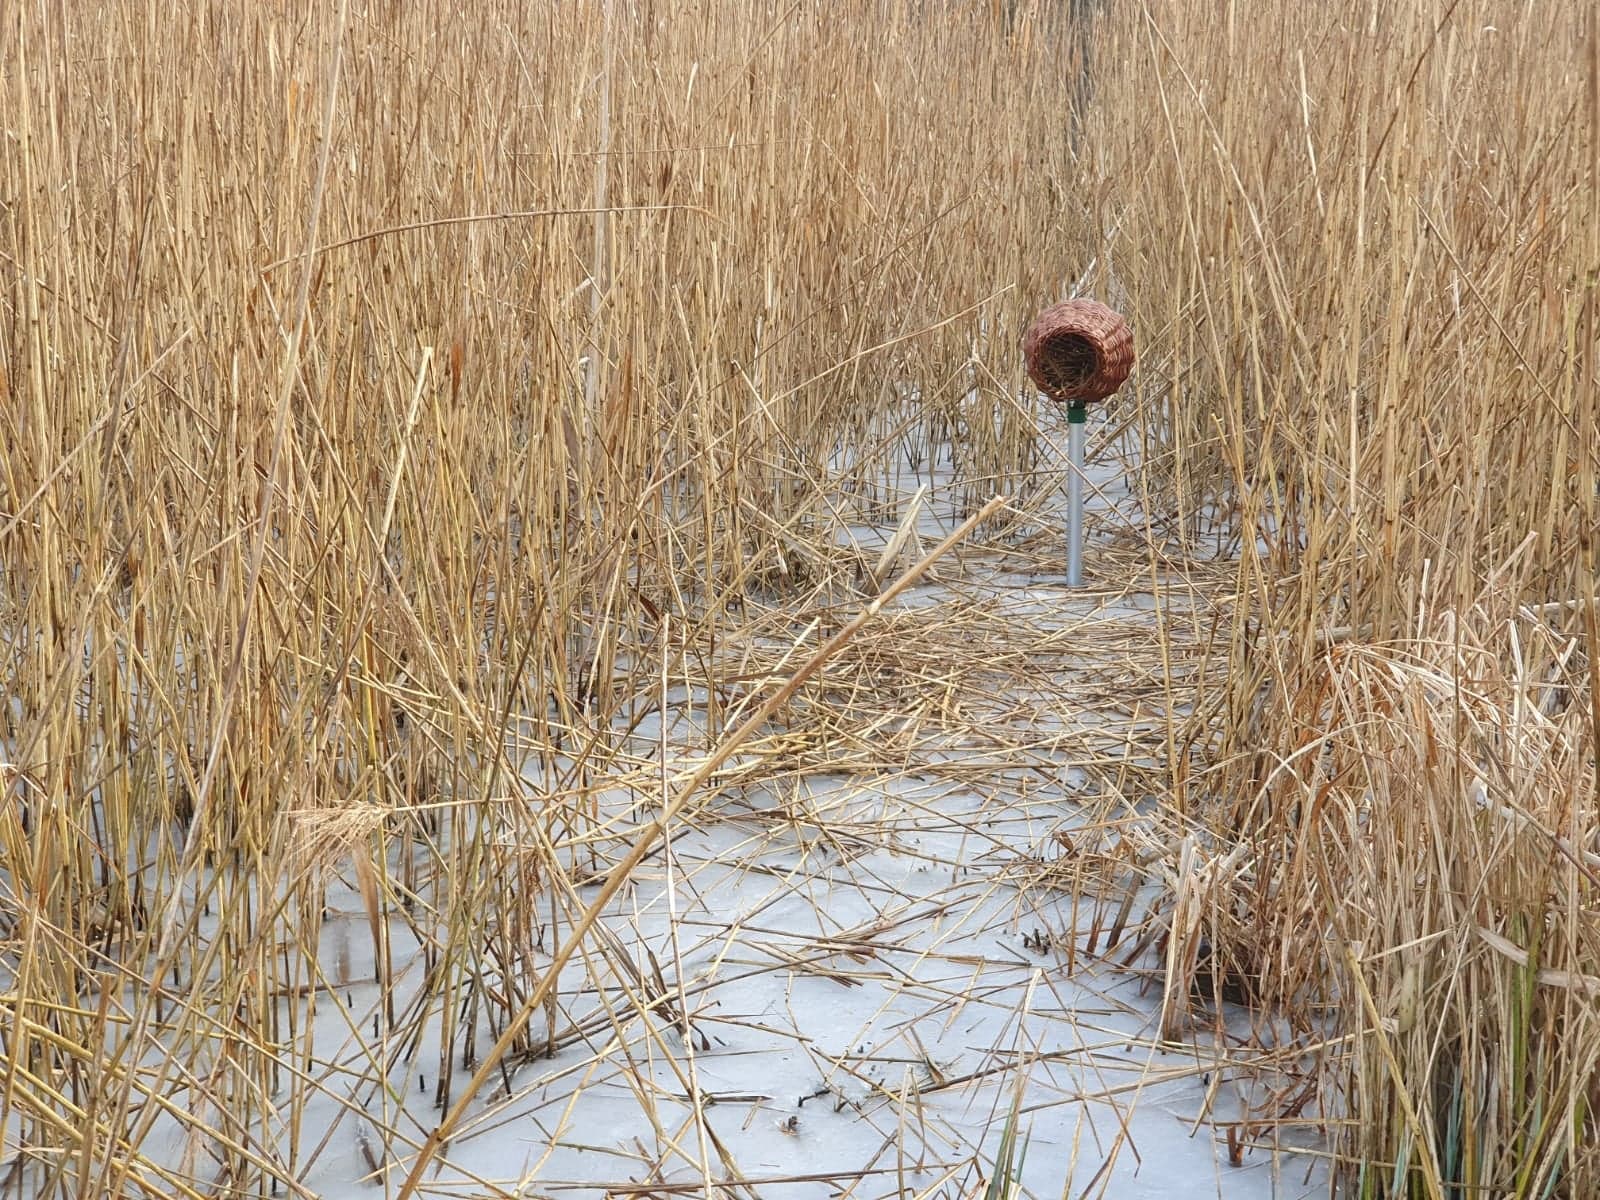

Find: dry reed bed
1076;0;1600;1195
0;1;1102;1196
3;0;1598;1195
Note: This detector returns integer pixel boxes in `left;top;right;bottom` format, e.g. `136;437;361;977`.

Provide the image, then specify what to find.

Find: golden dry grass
2;0;1597;1197
1080;1;1600;1195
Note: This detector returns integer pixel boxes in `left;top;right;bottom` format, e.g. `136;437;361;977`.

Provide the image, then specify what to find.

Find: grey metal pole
1066;404;1087;588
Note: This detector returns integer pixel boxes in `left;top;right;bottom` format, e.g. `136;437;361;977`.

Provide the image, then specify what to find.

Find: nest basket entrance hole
1036;333;1099;399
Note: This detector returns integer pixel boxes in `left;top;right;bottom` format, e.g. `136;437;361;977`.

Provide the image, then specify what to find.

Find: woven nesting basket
1022;300;1134;404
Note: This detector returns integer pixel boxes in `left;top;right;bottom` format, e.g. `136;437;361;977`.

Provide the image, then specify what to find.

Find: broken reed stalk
394;495;1008;1196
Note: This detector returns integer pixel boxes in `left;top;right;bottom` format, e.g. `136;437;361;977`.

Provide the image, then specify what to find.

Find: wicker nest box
1022;300;1134;404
